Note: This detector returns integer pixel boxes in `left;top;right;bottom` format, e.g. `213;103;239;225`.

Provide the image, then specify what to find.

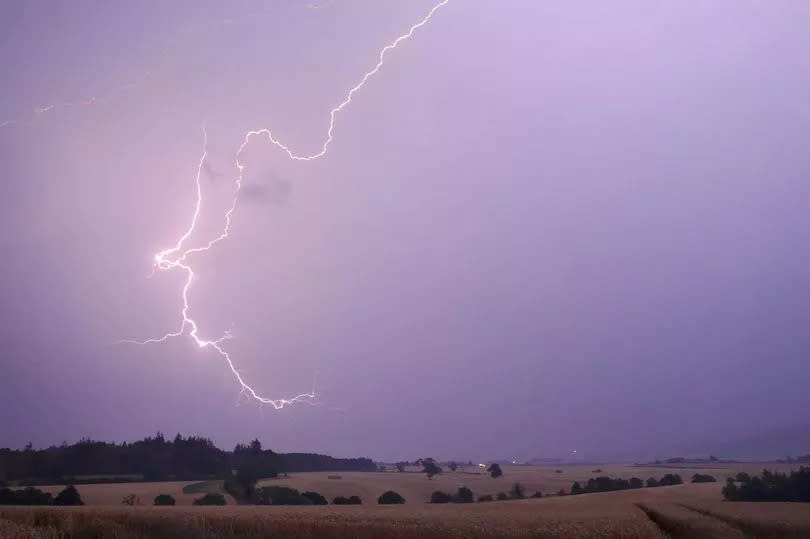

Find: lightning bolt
123;0;450;409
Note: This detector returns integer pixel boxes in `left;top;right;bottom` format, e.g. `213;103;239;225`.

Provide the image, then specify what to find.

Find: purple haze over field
1;0;809;462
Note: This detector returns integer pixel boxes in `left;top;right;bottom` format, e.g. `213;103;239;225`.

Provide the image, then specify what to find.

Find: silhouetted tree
646;477;659;488
629;477;644;489
378;490;405;504
691;473;716;483
488;463;503;478
430;490;453;503
571;481;583;495
422;458;442;479
448;461;458;472
509;482;525;499
154;494;175;505
455;486;474;503
54;485;83;506
302;491;328;505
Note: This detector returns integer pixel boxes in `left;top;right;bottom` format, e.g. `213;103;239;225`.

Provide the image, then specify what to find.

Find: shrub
477;494;494;502
692;473;716;483
301;491;328;505
378;490;405;504
193;493;226;505
154;494;176;506
735;472;751;483
509;482;526;499
255;486;311;505
0;487;53;505
347;495;362;505
333;496;349;505
659;473;683;486
455;486;474;503
496;492;509;500
430;491;453;504
54;485;84;506
646;477;659;488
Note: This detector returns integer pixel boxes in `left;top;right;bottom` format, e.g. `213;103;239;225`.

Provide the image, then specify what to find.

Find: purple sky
1;0;810;462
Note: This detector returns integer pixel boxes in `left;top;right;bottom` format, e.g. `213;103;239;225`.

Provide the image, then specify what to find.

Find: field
3;463;808;538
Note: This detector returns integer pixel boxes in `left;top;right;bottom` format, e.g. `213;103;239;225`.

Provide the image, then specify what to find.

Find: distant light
478;463;486;468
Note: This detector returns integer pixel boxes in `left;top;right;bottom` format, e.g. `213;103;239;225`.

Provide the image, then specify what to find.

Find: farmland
3;463;808;537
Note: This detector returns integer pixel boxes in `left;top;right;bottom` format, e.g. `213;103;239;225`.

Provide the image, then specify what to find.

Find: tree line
723;468;810;502
0;434;375;485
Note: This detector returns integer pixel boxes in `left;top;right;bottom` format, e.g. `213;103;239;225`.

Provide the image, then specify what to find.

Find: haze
1;0;809;462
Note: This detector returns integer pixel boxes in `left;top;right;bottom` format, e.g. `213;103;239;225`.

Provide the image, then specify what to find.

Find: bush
154;494;176;506
646;477;659;488
735;472;751;483
659;474;683;486
347;495;362;505
723;467;810;502
255;486;311;505
477;494;494;502
509;482;526;499
378;490;405;504
630;477;643;489
571;481;583;495
455;486;474;503
692;473;716;483
430;490;453;504
334;495;362;505
301;491;328;505
496;492;509;500
193;493;226;505
54;485;84;506
0;487;53;505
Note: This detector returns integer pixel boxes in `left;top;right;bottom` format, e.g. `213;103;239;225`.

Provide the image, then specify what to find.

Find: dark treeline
570;474;683;495
723;468;810;502
0;434;375;485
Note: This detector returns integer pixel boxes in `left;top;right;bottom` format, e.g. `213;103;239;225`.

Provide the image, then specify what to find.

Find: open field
2;485;810;538
27;462;801;507
6;464;809;538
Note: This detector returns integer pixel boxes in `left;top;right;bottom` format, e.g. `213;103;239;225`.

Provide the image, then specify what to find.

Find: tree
54;485;83;506
571;481;583;495
396;462;406;473
530;490;542;498
629;477;644;489
154;494;176;506
430;490;453;503
477;494;494;502
646;477;659;488
509;482;525;499
496;492;509;500
448;461;458;472
378;490;406;504
455;486;474;503
348;495;362;505
302;491;328;505
193;493;226;505
422;458;442;479
735;472;751;483
334;495;362;504
487;463;503;478
659;473;683;486
691;473;716;483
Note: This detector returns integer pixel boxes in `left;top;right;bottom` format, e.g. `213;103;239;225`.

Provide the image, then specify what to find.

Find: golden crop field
4;463;807;537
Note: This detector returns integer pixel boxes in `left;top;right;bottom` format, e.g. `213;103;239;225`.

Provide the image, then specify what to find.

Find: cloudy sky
1;0;809;461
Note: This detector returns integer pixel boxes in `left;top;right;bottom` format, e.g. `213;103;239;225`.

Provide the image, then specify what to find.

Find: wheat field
5;463;808;538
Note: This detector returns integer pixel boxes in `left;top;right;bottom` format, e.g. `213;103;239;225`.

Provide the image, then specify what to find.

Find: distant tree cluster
429;486;475;504
0;434;375;485
487;464;503;478
570;474;681;495
691;473;717;483
332;495;362;505
0;485;83;506
723;468;810;502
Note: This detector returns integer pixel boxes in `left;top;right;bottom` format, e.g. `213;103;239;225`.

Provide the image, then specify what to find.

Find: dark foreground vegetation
0;485;83;506
723;467;810;502
0;434;375;485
